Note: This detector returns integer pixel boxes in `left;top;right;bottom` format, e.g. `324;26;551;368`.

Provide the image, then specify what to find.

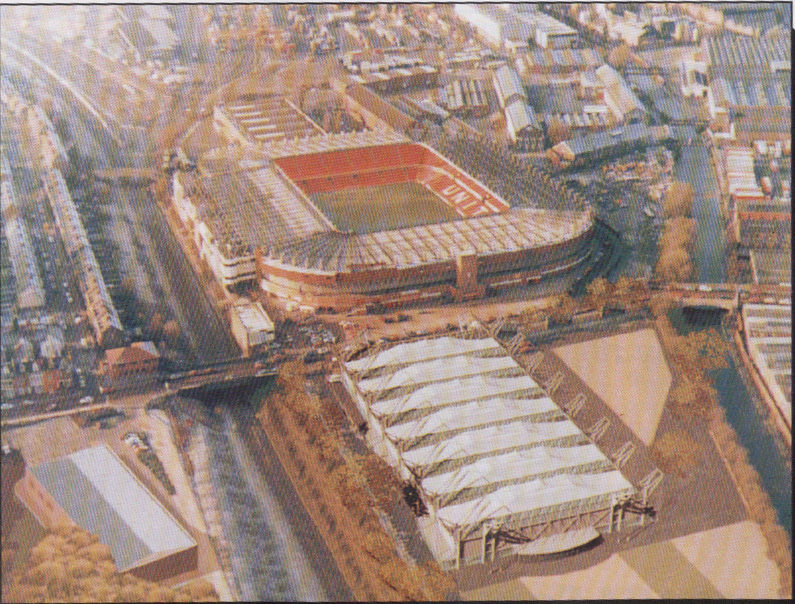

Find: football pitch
310;181;459;233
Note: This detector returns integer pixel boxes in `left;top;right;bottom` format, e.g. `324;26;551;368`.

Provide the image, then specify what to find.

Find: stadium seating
273;143;509;219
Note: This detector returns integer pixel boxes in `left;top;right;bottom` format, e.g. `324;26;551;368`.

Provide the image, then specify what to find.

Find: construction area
340;334;663;568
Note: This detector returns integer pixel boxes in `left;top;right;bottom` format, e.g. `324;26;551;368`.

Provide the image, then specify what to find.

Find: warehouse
16;445;198;581
342;336;640;567
741;304;791;431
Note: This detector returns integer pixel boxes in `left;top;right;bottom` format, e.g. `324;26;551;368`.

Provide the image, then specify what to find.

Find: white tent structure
342;335;638;567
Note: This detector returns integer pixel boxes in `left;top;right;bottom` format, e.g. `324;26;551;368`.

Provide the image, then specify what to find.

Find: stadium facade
341;335;639;566
173;95;596;311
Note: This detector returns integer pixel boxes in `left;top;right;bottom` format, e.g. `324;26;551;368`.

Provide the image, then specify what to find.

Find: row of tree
654;315;791;598
257;361;456;601
519;276;649;328
655;181;696;282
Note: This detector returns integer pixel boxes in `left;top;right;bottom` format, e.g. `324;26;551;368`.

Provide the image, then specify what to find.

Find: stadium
175;96;597;310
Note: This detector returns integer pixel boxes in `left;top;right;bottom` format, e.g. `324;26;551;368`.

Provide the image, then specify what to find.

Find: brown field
517;552;659;599
510;520;779;599
554;328;671;445
670;520;781;599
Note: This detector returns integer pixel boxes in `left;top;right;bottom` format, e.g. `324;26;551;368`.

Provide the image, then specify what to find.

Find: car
79;395;94;405
22;399;36;407
46;403;57;412
1;403;15;411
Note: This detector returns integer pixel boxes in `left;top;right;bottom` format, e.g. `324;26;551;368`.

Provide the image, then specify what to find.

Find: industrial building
517;48;602;75
1;156;46;313
41;167;123;349
342;336;642;567
229;299;275;356
348;64;439;95
15;445;198;581
175;117;595;310
454;4;576;54
439;79;489;118
594;65;646;124
492;65;543;151
548;123;695;169
741;304;791;432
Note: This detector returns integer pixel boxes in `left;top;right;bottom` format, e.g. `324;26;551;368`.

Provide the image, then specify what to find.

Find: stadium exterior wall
258;226;594;310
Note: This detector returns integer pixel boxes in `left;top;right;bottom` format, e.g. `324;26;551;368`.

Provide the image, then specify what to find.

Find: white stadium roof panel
436;470;634;529
370;374;540;418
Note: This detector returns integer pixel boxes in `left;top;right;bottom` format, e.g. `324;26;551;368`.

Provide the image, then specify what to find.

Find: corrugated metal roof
493;65;526;105
32;446;196;572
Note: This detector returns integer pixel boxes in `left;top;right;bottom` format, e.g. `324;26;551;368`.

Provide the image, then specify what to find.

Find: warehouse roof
493;65;527;107
346;337;499;373
421;444;610;501
384;396;560;443
435;470;633;530
31;446;196;572
358;353;520;394
371;373;541;419
346;335;636;532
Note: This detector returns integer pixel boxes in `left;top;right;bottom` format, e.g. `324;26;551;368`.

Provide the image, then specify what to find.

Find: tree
659;217;697;252
147;312;164;340
655;246;693;282
663;181;695;218
607;43;633;70
585;277;613;311
4;525;217;603
546;117;570;145
162;320;180;348
546;294;578;324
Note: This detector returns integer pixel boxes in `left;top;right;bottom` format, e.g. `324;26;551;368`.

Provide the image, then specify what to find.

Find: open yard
472;520;779;599
310;181;458;233
554;328;672;445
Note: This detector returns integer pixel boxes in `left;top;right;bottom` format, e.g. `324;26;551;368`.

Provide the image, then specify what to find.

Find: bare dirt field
507;520;779;599
516;551;659;600
669;520;781;599
554;328;671;445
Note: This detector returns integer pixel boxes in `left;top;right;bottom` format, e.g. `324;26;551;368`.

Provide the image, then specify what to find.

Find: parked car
79;395;94;406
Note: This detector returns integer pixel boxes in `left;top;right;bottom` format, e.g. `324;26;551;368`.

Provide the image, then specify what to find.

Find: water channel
671;308;792;537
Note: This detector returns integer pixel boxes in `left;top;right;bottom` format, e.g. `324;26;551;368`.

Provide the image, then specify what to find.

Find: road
674;142;728;284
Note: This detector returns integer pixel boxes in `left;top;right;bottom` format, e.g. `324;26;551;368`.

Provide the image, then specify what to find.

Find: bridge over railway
162;357;278;397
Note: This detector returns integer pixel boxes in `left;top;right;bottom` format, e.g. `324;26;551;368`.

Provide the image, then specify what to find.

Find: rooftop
31;446;196;572
345;336;635;533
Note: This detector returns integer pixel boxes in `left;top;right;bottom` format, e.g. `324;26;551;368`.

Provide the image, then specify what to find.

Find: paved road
674;143;728;284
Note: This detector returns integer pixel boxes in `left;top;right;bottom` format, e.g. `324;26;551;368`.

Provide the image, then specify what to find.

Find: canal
671;309;792;537
673;142;728;283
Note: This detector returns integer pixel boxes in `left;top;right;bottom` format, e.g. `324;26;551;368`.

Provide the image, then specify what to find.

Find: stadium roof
200;116;593;273
345;336;636;532
268;206;592;273
31;446;196;572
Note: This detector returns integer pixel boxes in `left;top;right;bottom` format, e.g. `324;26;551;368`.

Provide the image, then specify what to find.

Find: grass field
310;181;459;233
